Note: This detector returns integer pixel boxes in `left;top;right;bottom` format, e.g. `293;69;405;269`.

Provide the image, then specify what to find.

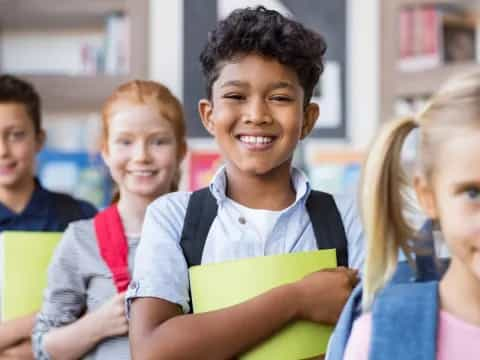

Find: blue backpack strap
370;281;439;360
180;187;218;268
325;283;363;360
306;190;348;266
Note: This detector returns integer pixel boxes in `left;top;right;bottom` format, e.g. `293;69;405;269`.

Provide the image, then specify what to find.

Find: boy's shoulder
45;188;97;219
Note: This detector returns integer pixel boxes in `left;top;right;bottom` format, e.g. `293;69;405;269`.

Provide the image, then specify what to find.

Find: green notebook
189;249;337;360
1;231;62;321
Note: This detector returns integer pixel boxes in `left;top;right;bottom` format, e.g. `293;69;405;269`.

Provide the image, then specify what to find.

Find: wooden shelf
380;0;480;121
395;0;479;9
0;0;149;112
0;0;126;29
20;74;132;111
395;62;480;97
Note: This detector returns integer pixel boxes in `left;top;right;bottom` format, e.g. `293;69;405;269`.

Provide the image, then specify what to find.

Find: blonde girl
32;80;186;360
343;71;480;360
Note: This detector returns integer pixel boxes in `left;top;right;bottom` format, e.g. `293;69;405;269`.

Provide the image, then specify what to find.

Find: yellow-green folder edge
189;249;337;360
2;231;62;321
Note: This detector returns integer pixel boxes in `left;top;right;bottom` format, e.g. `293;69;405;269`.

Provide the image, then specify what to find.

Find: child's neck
225;164;296;210
116;194;151;236
439;257;480;326
0;177;35;213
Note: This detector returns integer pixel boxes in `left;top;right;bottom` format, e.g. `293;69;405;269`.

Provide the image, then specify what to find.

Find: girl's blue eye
465;188;480;200
117;139;131;146
152;138;170;146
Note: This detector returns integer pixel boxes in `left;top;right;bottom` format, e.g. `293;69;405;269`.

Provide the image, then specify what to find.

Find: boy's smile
199;53;318;178
0;103;43;190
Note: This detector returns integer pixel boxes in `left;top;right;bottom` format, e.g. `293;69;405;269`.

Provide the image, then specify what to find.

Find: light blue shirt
126;167;365;313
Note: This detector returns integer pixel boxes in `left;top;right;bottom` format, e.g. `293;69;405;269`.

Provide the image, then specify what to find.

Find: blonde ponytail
362;116;418;309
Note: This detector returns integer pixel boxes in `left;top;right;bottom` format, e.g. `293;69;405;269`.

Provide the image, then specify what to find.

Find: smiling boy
0;75;97;359
128;7;364;359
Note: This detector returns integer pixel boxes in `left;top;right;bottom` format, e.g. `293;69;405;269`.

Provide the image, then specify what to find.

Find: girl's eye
116;139;131;146
152;138;171;146
465;188;480;200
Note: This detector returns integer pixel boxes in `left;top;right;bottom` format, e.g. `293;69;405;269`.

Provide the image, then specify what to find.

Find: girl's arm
0;313;36;352
32;222;118;360
129;267;357;360
42;292;127;360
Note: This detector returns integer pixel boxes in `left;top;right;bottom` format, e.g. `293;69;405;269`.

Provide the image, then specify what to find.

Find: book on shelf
398;4;478;72
1;12;131;76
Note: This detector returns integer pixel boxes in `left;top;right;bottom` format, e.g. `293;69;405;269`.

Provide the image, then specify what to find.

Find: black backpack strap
306;190;348;267
180;188;218;268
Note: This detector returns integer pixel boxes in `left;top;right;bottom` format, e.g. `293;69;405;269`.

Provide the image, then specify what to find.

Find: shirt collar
0;179;49;222
208;165;311;206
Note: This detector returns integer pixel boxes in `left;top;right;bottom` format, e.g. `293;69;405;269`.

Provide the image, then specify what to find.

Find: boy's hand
293;267;359;325
94;292;128;339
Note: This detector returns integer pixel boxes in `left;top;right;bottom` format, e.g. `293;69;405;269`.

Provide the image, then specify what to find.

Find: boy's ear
198;99;215;136
414;175;438;219
301;103;319;139
35;130;46;152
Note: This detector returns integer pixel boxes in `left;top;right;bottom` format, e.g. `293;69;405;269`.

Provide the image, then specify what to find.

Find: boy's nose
0;138;10;157
243;99;273;125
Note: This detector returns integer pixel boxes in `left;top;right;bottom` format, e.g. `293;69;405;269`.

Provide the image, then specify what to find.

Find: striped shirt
126;166;365;314
32;219;138;360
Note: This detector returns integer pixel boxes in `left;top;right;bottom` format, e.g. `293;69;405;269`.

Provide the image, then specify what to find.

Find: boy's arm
0;339;33;360
0;313;36;352
129;267;357;360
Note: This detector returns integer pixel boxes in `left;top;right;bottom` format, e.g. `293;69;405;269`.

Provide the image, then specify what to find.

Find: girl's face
102;102;181;203
416;129;480;280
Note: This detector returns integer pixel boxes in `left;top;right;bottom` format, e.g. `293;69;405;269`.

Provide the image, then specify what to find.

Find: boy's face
0;103;44;190
199;54;318;177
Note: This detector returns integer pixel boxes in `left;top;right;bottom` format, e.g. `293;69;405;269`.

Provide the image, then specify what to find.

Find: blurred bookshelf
380;0;480;121
0;0;149;112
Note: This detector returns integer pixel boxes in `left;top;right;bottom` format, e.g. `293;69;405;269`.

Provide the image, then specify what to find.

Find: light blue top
126;166;365;313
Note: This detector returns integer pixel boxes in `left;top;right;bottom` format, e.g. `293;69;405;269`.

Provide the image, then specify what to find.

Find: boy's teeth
239;135;273;144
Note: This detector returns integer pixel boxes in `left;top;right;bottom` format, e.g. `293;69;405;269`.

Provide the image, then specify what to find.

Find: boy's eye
270;95;293;102
223;93;245;101
8;131;26;141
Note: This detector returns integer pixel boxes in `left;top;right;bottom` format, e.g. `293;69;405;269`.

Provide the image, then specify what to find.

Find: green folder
189;249;337;360
1;231;62;321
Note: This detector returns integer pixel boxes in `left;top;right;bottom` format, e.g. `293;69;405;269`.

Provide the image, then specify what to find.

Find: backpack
326;220;447;360
180;188;350;312
94;204;131;293
369;281;438;360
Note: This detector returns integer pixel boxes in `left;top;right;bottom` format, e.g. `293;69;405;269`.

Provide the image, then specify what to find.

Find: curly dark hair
0;74;41;133
200;6;326;107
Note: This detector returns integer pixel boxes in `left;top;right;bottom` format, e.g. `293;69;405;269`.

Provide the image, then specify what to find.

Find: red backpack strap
94;204;130;292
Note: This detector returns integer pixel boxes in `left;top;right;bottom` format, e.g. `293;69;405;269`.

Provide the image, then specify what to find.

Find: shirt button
238;217;246;225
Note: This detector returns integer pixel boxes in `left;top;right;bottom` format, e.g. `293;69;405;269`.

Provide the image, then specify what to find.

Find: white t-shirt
229;199;283;252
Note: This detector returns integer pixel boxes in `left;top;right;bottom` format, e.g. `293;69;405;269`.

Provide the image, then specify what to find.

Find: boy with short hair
128;7;364;359
0;74;97;358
